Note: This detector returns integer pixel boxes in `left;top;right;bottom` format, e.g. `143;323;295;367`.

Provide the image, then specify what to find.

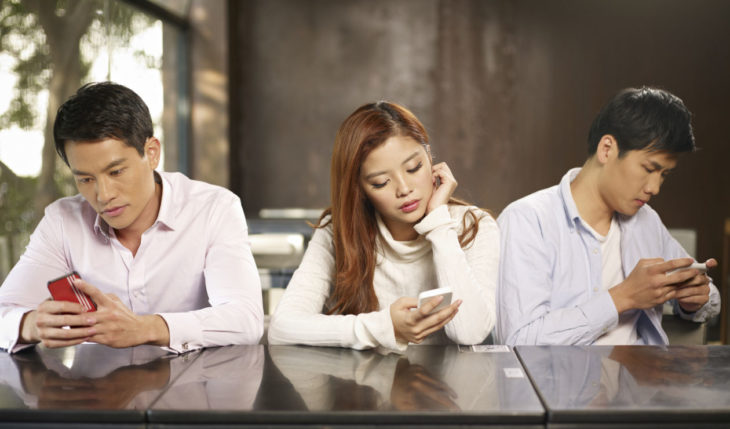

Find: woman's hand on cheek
426;162;457;214
390;296;461;344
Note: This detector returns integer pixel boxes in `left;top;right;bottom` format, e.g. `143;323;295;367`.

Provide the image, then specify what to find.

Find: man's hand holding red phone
20;272;170;349
19;273;98;347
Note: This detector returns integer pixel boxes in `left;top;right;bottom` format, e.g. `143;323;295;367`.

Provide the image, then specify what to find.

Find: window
0;0;189;279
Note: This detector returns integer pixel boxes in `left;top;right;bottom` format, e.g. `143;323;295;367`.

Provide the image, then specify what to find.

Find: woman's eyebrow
364;150;421;180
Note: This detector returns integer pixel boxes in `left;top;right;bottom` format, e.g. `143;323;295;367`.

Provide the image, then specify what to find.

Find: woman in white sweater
268;102;499;351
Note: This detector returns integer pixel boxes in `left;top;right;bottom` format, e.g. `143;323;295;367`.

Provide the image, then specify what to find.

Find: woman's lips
400;199;420;213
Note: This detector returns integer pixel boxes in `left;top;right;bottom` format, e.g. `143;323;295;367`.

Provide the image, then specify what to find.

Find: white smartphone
666;262;707;276
417;287;453;314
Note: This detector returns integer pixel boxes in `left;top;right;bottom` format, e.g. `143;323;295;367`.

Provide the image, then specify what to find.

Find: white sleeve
414;205;498;345
267;225;405;351
157;194;264;352
0;205;72;353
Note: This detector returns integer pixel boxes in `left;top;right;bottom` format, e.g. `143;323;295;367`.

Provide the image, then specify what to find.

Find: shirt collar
558;167;583;231
154;171;176;231
93;213;111;239
92;171;175;239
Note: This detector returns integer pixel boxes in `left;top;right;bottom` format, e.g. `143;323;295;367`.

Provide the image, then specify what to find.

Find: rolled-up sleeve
659;221;721;324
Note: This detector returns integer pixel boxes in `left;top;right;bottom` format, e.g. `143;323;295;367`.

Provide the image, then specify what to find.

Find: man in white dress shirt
0;82;263;353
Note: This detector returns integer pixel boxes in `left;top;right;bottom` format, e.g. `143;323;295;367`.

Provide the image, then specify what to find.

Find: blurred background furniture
248;209;320;316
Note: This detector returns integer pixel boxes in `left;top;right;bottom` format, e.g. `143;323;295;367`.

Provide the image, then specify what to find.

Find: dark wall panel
230;0;439;210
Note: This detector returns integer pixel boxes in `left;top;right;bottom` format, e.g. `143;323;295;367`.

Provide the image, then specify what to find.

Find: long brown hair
318;101;485;315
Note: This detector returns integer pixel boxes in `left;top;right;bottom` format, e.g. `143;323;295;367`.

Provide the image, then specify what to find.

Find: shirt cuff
1;308;36;354
157;312;204;354
414;205;457;236
674;293;718;323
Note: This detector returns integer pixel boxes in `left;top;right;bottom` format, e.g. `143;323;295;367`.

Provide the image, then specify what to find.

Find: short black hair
587;87;695;157
53;82;153;165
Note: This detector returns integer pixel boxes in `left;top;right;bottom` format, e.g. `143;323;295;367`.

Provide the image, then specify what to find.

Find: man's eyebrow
649;160;675;171
71;158;126;176
649;161;663;169
364;151;421;180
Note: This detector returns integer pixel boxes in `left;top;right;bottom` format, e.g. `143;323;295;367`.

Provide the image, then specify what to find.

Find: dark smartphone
47;272;97;312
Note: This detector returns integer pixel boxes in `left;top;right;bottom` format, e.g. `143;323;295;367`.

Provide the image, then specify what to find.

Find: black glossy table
515;345;730;429
0;343;544;428
149;345;544;428
9;344;730;428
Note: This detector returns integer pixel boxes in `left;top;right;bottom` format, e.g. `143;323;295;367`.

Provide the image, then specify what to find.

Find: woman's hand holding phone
426;162;458;214
390;294;462;345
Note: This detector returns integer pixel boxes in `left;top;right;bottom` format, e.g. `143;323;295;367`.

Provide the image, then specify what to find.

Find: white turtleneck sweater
267;204;500;351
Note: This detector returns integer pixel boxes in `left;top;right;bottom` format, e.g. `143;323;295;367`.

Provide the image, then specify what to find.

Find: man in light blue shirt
496;87;720;346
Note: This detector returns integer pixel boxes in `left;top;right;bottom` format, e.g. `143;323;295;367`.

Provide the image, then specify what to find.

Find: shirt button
593;287;599;292
593;248;599;254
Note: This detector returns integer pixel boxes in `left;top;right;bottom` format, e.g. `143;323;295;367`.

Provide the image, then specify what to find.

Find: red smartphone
47;272;97;312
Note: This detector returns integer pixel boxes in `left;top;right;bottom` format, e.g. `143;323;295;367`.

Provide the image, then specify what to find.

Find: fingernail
86;318;95;324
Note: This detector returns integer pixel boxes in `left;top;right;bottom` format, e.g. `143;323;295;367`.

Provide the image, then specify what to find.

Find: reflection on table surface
151;344;264;411
0;343;189;413
150;345;544;425
515;345;730;421
5;343;730;426
264;345;539;413
1;343;544;422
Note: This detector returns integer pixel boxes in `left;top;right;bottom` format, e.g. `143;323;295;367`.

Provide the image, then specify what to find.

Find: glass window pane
0;0;187;280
